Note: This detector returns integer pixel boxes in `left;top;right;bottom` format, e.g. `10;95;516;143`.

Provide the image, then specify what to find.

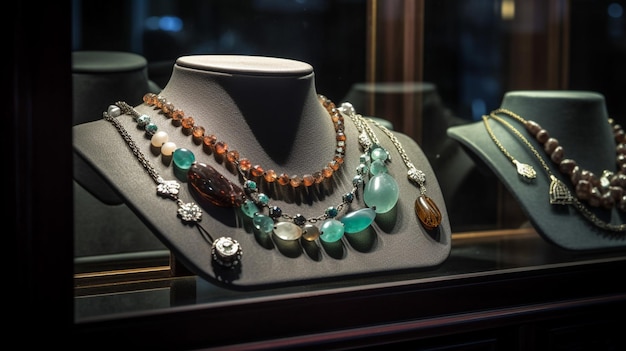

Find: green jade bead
240;200;260;218
172;148;195;171
369;159;387;175
340;208;376;233
319;219;345;243
253;213;274;234
364;172;399;214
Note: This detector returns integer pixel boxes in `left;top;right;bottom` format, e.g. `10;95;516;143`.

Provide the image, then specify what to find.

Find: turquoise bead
340;208;376;233
319;219;345;243
240;199;259;218
364;172;399;213
172;148;195;171
145;122;158;135
253;213;274;234
370;147;388;162
369;159;387;175
136;114;150;126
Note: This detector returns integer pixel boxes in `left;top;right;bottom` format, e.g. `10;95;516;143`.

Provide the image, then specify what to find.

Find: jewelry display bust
448;91;626;251
73;55;451;286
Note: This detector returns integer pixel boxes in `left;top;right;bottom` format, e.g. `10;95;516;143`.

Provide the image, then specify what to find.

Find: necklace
142;93;346;194
482;112;626;232
491;108;626;212
103;104;244;268
340;103;442;230
114;100;380;247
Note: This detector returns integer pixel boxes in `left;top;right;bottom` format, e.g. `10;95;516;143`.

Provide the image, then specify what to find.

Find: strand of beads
142;93;347;197
491;108;626;212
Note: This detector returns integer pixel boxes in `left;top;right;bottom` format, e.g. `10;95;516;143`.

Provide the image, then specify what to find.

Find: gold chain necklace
482;112;626;233
491;108;626;212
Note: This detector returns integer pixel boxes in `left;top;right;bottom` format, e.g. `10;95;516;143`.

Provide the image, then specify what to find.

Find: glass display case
12;0;626;349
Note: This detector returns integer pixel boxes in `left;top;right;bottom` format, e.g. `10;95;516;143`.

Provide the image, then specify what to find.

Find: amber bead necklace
102;104;244;268
142;92;346;196
482;112;626;232
340;102;442;230
490;108;626;212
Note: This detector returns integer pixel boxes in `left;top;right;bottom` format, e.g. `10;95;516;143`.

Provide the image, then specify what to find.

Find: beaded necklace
482;112;626;232
340;103;442;230
103;104;244;268
490;108;626;212
142;93;346;195
114;98;382;248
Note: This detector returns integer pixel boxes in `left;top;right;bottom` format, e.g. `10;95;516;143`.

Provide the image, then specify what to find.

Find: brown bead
570;166;582;185
226;150;240;163
588;188;602;207
188;162;245;207
171;109;184;121
215;141;228;155
312;171;324;184
329;160;340;171
536;129;550;144
609;186;624;201
143;93;157;105
575;179;592;200
336;132;346;142
250;165;264;177
601;191;615;210
290;175;302;188
278;173;290;186
302;174;314;187
264;170;277;183
181;117;195;129
559;159;577;175
550;146;564;164
162;102;175;115
192;125;205;139
544;138;559;154
203;134;217;148
238;158;251;172
525;120;542;135
322;166;333;178
414;195;442;230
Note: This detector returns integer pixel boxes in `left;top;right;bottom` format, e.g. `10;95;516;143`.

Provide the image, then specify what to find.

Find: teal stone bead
245;180;257;190
340;208;376;233
240;199;259;218
364;172;399;213
136;114;150;126
257;193;269;205
325;206;339;218
145;122;158;135
369;159;388;175
253;213;274;234
172;148;195;171
370;147;388;162
319;219;345;243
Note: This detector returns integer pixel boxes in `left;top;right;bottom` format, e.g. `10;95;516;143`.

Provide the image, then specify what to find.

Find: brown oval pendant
414;195;442;230
188;162;245;207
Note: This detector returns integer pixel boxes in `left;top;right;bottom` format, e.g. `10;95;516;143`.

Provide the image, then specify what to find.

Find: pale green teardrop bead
340;208;376;233
364;172;399;213
273;221;303;241
370;147;388;162
319;219;345;243
253;213;274;234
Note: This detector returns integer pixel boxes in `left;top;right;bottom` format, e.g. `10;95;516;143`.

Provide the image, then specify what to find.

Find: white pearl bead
151;131;169;147
161;141;177;156
107;105;121;117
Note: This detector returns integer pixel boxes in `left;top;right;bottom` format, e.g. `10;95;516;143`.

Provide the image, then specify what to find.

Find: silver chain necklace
103;104;243;268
